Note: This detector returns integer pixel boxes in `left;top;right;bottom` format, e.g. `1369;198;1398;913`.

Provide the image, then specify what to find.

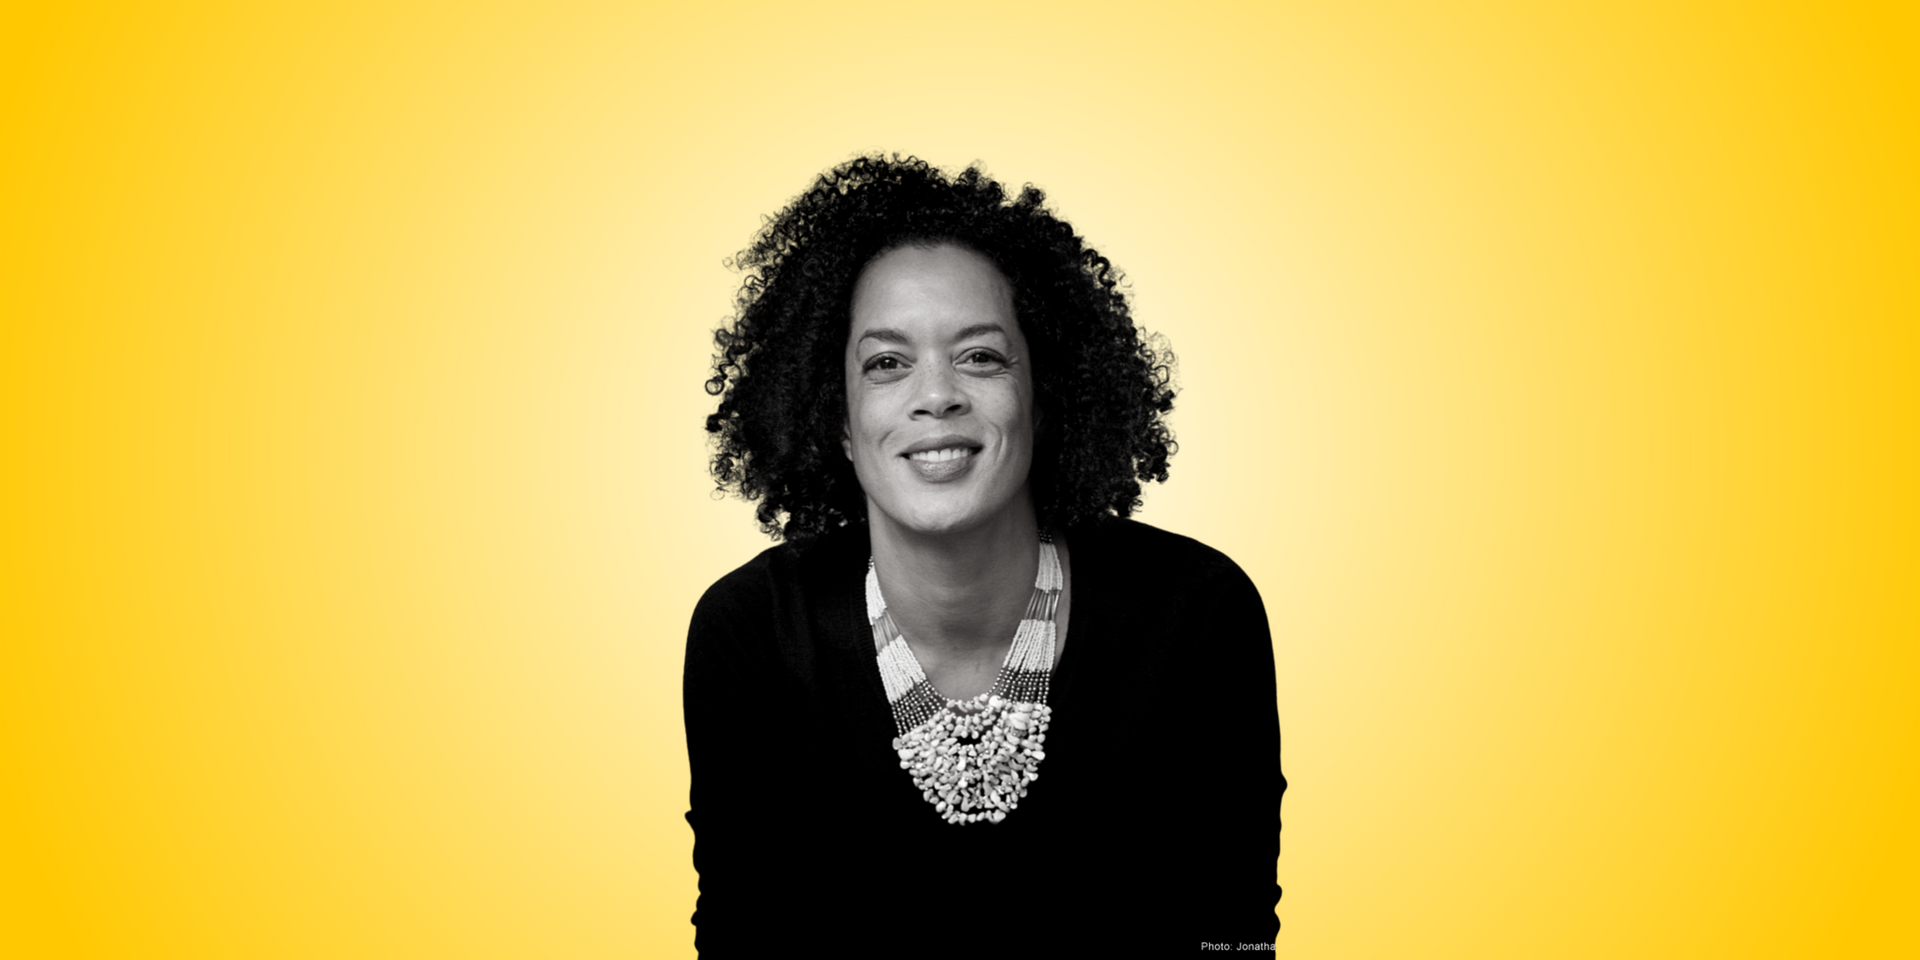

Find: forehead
848;244;1015;337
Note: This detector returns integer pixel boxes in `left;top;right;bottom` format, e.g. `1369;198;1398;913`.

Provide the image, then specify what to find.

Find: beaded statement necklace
866;537;1062;825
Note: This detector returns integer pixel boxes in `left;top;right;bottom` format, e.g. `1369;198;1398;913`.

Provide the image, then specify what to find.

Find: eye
861;354;910;381
959;349;1007;370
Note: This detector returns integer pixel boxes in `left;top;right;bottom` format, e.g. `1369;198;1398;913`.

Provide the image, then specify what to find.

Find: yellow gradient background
4;2;1915;957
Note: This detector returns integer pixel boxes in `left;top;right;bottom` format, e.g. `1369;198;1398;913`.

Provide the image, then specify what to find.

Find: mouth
904;446;979;463
900;442;983;483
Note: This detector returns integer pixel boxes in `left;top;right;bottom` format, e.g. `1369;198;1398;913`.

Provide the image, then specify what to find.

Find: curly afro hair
705;155;1176;544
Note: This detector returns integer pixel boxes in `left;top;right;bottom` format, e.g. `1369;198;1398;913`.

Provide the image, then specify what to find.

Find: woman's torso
684;518;1283;953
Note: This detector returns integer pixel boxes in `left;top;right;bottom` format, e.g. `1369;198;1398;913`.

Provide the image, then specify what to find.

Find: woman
686;156;1282;954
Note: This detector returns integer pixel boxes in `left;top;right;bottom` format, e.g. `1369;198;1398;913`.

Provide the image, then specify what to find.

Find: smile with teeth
906;446;977;463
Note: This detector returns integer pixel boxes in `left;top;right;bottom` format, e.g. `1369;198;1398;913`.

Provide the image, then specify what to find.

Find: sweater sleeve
1186;559;1285;945
682;568;810;956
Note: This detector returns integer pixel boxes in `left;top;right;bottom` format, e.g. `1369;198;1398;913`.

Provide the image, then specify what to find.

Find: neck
868;501;1040;657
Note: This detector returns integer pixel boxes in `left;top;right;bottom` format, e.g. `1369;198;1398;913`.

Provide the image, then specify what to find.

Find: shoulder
691;542;789;627
685;523;872;703
1067;517;1268;631
688;523;870;640
1068;520;1276;694
1069;517;1251;587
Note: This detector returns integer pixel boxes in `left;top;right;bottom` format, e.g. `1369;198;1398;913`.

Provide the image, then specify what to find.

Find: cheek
838;400;859;462
993;390;1038;460
843;391;883;459
1014;379;1038;439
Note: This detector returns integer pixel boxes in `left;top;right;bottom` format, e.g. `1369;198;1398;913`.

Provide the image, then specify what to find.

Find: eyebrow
856;328;912;348
855;323;1009;349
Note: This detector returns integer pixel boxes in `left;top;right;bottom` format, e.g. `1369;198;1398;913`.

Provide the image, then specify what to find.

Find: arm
1188;561;1285;945
683;574;807;955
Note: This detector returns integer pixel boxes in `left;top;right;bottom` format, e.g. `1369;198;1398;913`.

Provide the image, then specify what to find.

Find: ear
841;420;853;461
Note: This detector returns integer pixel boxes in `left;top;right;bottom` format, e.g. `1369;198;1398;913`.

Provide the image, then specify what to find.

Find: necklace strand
867;536;1061;825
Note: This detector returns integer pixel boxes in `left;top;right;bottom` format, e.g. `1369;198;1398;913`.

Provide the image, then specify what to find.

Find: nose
912;366;969;419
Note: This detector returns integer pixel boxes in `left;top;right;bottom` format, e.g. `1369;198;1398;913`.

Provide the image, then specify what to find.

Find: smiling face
843;243;1036;541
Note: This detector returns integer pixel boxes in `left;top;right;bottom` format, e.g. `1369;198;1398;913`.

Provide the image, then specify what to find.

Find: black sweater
683;518;1284;955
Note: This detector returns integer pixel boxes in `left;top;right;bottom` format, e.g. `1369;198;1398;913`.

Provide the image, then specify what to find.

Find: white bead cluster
875;636;927;703
893;695;1052;825
867;537;1062;826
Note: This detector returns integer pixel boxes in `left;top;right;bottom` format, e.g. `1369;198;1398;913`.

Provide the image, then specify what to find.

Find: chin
890;508;987;538
871;488;1028;540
